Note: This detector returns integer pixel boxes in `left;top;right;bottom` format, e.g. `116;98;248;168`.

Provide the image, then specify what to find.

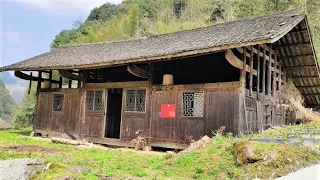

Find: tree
87;3;121;22
0;80;15;121
14;83;36;128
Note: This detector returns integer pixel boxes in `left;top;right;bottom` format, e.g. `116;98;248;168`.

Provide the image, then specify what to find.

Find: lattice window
53;94;64;112
125;89;146;112
182;92;204;117
86;90;103;111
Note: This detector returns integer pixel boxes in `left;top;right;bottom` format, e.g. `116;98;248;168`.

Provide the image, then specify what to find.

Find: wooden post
36;71;42;94
273;54;277;97
267;44;272;99
279;63;282;92
48;70;52;89
249;46;254;96
257;45;260;99
28;72;33;95
240;47;247;91
78;71;81;88
262;44;266;99
59;77;63;88
68;79;72;88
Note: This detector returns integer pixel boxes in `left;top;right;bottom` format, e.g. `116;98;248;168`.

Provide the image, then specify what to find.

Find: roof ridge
55;10;304;50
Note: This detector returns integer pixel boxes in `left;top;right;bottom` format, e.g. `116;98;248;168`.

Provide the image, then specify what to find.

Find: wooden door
83;90;105;138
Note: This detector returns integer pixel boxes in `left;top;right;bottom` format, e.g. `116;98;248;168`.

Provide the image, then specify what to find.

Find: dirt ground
0;145;64;154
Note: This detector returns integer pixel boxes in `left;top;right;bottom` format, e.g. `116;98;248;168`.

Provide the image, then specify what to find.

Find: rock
30;131;35;137
233;141;262;166
143;146;152;151
76;145;93;150
261;151;278;165
0;158;46;180
165;151;176;159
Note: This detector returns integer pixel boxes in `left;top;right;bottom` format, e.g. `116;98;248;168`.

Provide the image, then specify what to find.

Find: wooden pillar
48;70;52;89
148;63;154;136
279;63;282;97
78;71;82;88
249;46;254;96
28;72;33;95
267;44;272;99
240;47;247;91
36;71;42;94
68;79;72;88
59;77;63;88
273;53;277;97
257;45;260;99
262;44;266;99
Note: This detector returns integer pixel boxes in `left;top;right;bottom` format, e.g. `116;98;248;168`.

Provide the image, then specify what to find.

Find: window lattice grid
125;89;146;112
86;91;94;111
126;90;136;112
53;94;64;112
182;92;204;117
94;91;103;111
136;89;146;112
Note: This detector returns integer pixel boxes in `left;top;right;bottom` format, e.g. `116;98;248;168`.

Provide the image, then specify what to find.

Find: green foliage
0;79;15;121
87;3;121;22
13;83;36;128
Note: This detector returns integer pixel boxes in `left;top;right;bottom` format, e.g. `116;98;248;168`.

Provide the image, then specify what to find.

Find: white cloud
6;0;123;15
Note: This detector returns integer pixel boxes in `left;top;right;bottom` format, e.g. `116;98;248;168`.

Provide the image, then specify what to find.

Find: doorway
105;88;123;139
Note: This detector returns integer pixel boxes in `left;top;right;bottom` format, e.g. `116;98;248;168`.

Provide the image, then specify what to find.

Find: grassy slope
0;129;319;179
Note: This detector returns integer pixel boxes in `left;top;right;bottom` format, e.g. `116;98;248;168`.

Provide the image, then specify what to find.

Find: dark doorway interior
105;88;123;139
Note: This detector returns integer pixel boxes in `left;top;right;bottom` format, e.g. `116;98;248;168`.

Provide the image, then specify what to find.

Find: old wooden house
0;12;319;149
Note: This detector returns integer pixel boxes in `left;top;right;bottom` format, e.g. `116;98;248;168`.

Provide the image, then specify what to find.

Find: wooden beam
262;44;266;98
59;77;63;88
68;79;72;88
274;42;310;48
127;64;149;78
249;46;254;96
279;64;282;93
240;47;247;91
59;70;81;81
237;47;275;64
301;93;320;96
279;54;313;60
257;45;260;99
236;47;280;73
27;72;32;95
225;49;257;75
292;76;320;80
84;81;149;89
37;71;42;94
267;44;272;98
289;29;307;33
48;70;52;89
285;66;317;71
297;86;320;89
14;71;59;84
272;54;277;97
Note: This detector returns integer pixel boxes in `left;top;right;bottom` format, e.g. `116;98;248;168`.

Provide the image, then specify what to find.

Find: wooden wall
34;89;81;136
150;82;241;142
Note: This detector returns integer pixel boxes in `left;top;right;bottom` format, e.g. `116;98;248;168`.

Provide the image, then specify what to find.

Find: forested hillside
51;0;320;58
0;79;15;121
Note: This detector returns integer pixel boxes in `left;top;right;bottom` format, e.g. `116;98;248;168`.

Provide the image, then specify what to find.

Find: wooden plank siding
150;83;241;142
34;89;81;136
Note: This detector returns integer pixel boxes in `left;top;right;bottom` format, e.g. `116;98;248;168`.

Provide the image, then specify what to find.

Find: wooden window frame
52;94;64;112
124;88;147;113
181;91;205;118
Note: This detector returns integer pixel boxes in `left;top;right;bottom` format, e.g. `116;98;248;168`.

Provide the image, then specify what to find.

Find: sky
0;0;123;68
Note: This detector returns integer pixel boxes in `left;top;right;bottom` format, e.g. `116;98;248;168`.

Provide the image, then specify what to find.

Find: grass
0;128;320;179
